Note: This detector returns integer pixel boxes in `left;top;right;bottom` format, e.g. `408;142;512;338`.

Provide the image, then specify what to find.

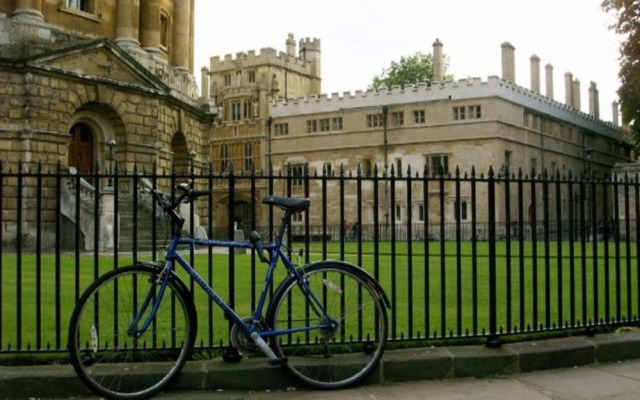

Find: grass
0;240;638;357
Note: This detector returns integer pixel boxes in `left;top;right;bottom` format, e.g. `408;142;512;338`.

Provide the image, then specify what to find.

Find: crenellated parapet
209;47;314;76
271;76;622;138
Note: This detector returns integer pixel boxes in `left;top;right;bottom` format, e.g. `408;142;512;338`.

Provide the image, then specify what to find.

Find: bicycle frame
130;203;332;361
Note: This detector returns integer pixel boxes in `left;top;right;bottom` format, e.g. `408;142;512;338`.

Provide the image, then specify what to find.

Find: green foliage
371;52;453;90
602;0;640;147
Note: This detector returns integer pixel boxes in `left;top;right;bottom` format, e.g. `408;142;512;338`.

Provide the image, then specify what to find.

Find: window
289;164;306;187
366;113;384;128
530;158;537;176
427;154;449;175
67;0;89;12
231;101;242;121
453;106;466;120
413;110;426;124
395;158;403;177
160;13;170;48
248;71;256;83
274;123;289;136
503;151;512;176
319;118;331;132
418;204;425;222
454;200;468;221
243;101;252;120
332;117;343;131
323;162;332;176
244;143;253;171
220;145;230;172
468;105;481;119
363;159;373;177
306;120;318;133
224;74;231;86
391;112;404;126
395;204;402;222
292;212;303;222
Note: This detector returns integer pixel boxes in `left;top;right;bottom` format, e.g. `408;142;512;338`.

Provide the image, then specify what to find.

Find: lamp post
266;116;273;174
106;138;116;189
382;105;389;236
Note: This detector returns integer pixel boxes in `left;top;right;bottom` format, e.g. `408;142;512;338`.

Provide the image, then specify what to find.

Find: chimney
286;33;296;56
588;81;600;118
564;72;573;107
612;101;619;127
432;38;444;83
545;63;554;99
572;79;581;111
530;55;540;93
200;66;210;98
501;42;516;82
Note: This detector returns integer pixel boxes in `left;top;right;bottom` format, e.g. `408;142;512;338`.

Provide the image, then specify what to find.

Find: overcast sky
194;0;623;123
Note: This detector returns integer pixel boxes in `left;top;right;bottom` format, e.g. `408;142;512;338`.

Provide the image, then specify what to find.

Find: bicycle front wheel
267;261;388;389
68;265;197;400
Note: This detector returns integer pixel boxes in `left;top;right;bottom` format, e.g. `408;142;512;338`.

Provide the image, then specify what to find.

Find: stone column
530;55;540;93
501;42;516;82
432;38;444;84
545;64;554;99
589;81;600;118
12;0;44;23
173;0;191;70
140;0;160;54
116;0;140;46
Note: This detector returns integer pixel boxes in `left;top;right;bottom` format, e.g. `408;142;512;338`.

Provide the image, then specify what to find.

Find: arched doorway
68;122;94;174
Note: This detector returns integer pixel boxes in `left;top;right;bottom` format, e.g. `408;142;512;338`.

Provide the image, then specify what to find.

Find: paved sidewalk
44;358;640;400
2;330;640;399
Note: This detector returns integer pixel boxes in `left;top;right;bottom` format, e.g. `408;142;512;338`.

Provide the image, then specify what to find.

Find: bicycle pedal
268;357;288;366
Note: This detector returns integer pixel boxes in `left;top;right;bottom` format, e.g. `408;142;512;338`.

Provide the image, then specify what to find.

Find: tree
602;0;640;146
371;52;452;90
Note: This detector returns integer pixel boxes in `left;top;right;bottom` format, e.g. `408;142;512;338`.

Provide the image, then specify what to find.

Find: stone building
0;1;214;249
201;33;322;231
206;37;636;236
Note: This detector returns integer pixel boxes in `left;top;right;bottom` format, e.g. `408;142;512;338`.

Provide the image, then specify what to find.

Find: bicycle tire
266;261;388;389
68;264;197;400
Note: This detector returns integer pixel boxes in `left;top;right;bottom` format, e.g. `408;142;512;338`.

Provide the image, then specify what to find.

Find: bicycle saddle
262;196;310;212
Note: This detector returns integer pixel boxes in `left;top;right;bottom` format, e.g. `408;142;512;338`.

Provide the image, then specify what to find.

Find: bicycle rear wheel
68;265;197;400
267;261;388;389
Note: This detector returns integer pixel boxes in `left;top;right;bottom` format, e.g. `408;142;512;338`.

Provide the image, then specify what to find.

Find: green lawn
1;240;638;353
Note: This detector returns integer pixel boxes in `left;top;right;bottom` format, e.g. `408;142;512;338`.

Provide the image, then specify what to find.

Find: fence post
486;167;501;347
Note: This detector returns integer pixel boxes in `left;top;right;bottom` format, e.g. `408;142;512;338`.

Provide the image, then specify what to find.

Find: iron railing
0;162;638;354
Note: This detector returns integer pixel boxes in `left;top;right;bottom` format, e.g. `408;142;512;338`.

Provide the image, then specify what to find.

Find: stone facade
206;37;637;232
0;1;213;249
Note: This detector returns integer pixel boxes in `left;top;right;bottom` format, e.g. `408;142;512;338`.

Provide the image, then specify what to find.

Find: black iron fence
0;162;638;354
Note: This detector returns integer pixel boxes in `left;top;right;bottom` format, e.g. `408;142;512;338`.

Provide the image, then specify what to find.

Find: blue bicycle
68;178;389;399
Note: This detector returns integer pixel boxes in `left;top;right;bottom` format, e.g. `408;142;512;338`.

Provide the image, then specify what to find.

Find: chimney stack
286;33;296;56
432;38;444;83
572;79;581;111
588;81;600;118
612;101;619;127
501;42;516;82
545;64;554;99
530;55;540;93
564;72;573;107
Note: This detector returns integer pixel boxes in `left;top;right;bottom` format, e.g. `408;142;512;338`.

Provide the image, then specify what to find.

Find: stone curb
2;331;639;398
